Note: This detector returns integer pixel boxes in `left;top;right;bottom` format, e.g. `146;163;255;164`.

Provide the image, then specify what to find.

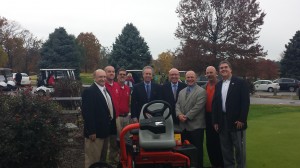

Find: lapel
169;82;176;101
93;84;110;112
182;85;198;108
227;77;236;98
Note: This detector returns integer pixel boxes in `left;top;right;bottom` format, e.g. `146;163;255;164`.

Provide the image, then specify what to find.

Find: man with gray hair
131;66;162;122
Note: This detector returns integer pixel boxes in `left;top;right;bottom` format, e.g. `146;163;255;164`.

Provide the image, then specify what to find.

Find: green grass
80;73;94;84
203;104;300;167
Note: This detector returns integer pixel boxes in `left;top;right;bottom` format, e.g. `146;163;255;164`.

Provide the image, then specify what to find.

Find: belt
119;113;129;117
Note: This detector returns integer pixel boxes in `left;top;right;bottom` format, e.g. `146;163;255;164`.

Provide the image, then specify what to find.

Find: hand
235;121;244;129
89;134;96;141
214;124;219;132
131;117;138;123
178;114;187;122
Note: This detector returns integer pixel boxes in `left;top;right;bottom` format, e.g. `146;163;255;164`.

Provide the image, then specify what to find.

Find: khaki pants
85;137;107;168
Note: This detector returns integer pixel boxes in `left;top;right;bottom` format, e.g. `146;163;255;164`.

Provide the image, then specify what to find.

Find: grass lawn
80;73;94;84
203;104;300;167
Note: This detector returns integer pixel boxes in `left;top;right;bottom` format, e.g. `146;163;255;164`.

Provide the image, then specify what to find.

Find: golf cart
0;68;16;91
35;69;75;96
118;100;198;168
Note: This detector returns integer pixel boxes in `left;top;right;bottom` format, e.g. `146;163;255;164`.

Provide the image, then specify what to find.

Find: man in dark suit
81;69;116;168
162;68;186;126
131;66;162;122
212;60;250;168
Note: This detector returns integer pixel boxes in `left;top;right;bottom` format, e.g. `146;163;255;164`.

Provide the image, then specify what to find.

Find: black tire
268;87;274;92
289;87;295;92
37;90;46;96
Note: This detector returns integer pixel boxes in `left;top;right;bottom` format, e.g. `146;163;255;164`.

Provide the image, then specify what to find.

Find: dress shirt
221;79;230;112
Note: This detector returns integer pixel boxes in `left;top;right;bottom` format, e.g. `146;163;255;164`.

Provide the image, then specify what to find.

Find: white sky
1;0;300;61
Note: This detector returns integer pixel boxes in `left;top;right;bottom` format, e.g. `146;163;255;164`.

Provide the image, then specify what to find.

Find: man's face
143;68;153;83
219;63;232;79
94;70;106;86
169;69;180;84
205;67;217;81
185;71;196;86
117;70;127;83
105;66;115;81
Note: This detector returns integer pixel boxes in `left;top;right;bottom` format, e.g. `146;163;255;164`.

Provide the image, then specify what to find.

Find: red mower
118;100;198;168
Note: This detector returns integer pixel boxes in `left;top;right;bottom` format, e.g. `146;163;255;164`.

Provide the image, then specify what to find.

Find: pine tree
109;23;152;70
280;30;300;79
39;27;81;78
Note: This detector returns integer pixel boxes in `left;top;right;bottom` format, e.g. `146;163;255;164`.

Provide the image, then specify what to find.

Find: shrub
0;92;66;168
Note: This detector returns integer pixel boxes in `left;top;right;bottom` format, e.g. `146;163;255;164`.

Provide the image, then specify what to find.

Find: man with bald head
162;68;186;126
176;71;207;168
204;66;223;168
81;69;116;168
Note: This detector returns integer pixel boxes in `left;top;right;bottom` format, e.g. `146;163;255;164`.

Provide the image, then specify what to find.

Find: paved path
250;97;300;106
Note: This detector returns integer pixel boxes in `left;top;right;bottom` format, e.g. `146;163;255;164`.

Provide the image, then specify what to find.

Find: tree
175;0;266;75
39;27;81;78
76;32;101;73
155;51;175;74
280;30;300;79
109;23;152;70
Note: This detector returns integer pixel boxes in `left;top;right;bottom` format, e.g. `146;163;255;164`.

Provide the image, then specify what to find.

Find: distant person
203;66;224;168
125;73;134;91
81;69;116;168
212;60;250;168
15;72;22;88
161;68;186;127
47;73;55;86
131;66;162;122
176;71;207;168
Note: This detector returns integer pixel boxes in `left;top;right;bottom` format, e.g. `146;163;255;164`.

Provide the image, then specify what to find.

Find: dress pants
85;137;107;168
182;128;204;168
205;112;224;167
220;113;246;168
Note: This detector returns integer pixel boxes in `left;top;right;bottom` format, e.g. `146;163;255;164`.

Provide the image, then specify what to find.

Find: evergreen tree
39;27;81;78
109;23;152;70
280;30;300;79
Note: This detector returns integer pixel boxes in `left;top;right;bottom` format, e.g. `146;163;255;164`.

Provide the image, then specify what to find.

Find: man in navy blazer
82;69;116;168
212;60;250;168
131;66;162;122
162;68;186;126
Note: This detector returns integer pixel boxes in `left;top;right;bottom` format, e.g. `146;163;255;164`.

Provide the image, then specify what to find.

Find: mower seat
139;102;176;150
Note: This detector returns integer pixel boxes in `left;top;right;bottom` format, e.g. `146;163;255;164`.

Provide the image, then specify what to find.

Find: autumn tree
280;30;300;79
109;23;152;70
155;51;174;74
175;0;266;76
76;32;101;73
39;27;81;78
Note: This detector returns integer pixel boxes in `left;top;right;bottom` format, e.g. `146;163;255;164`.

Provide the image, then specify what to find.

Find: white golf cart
35;69;76;96
0;68;16;91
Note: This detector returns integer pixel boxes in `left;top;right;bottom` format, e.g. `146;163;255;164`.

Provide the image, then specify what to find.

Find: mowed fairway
247;105;300;167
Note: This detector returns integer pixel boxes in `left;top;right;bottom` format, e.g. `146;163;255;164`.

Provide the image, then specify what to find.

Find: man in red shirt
101;65;120;166
116;68;131;136
204;66;223;168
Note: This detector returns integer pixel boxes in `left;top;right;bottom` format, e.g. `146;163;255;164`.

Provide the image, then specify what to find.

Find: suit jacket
162;81;187;125
81;83;116;138
212;76;250;131
131;82;162;119
176;84;207;131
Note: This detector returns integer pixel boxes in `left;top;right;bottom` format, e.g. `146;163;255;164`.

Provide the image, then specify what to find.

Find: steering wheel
142;100;171;120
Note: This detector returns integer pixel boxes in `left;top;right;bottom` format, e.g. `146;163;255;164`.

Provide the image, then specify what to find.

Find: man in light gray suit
176;71;207;168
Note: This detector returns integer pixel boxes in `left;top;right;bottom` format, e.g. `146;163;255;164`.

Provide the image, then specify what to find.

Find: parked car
253;80;280;92
13;73;31;86
273;78;300;92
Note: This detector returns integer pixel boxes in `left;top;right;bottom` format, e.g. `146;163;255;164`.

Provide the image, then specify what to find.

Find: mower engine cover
139;116;166;134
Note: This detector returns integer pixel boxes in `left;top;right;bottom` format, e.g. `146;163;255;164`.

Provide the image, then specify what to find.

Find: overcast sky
1;0;300;61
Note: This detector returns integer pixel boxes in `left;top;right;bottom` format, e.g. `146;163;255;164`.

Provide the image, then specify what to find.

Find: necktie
146;84;150;101
172;84;177;100
103;88;113;119
186;87;190;99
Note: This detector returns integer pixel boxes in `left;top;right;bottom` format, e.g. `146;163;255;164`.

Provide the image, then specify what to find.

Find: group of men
82;60;250;168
